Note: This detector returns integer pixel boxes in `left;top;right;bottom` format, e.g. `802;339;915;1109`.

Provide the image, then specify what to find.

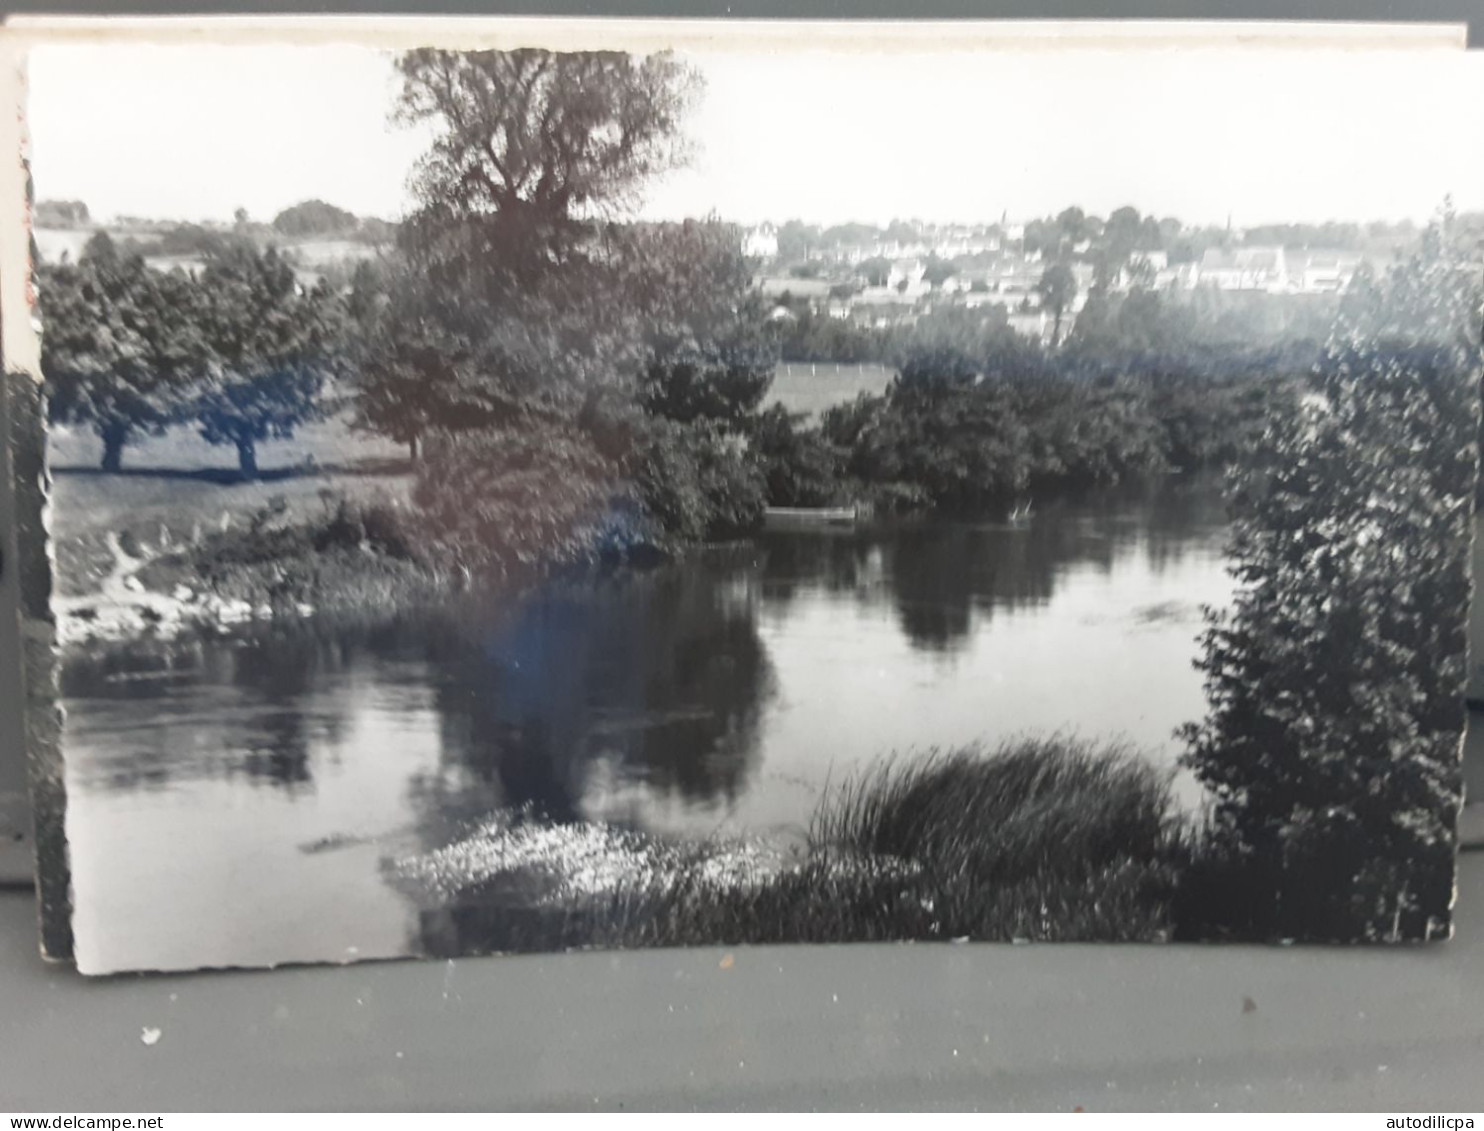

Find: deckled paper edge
0;38;69;961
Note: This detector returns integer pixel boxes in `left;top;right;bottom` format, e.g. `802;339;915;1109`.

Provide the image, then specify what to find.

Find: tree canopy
192;246;349;476
40;233;206;471
395;48;699;258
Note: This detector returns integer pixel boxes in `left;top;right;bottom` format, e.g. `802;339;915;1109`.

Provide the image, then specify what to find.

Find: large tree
370;48;705;429
360;46;733;444
192;246;348;477
383;49;785;572
40;233;204;471
394;47;699;271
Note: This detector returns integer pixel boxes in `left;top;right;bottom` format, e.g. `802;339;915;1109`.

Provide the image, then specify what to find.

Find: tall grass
812;737;1177;885
412;736;1188;954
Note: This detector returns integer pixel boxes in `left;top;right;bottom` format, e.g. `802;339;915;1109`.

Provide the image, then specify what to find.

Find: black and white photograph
7;21;1483;974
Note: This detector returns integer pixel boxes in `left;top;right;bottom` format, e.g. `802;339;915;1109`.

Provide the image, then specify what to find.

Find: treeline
773;208;1436;267
771;279;1341;365
756;338;1305;511
39;206;395;275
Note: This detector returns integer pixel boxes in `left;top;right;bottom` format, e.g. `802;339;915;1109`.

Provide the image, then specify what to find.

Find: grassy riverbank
49;419;411;594
46;420;452;644
399;738;1187;952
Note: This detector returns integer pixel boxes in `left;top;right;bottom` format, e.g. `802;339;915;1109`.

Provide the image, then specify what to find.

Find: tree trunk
1051;310;1064;348
100;425;126;473
237;437;258;479
408;435;420;464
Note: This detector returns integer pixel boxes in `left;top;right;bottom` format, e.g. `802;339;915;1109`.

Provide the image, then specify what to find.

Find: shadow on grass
49;457;412;484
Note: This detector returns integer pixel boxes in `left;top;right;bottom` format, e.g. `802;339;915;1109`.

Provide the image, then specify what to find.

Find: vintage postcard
1;19;1480;974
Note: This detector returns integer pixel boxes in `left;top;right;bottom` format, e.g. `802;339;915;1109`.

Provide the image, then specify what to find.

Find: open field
766;361;896;418
48;419;410;598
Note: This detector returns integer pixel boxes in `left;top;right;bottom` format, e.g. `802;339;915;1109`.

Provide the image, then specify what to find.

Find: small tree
193;246;347;477
354;309;480;462
1034;262;1078;347
39;233;204;471
625;218;777;430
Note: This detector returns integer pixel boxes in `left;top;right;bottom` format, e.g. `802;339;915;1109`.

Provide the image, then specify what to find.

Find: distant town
736;212;1454;345
30;197;1477;349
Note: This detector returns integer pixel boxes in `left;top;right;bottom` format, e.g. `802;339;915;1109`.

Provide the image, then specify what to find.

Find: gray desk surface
0;858;1480;1111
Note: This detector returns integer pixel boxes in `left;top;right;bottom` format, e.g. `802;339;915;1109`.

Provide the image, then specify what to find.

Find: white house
743;224;779;260
1294;250;1364;294
1195;246;1289;292
886;258;931;297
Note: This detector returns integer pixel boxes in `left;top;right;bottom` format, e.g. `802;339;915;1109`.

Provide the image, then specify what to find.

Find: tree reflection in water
757;474;1224;654
407;553;776;841
59;624;369;794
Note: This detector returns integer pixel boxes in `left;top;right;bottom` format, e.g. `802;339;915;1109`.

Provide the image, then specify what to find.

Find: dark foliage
635;417;767;544
193;246;350;476
803;336;1303;512
39;234;207;470
1179;219;1481;943
750;404;850;507
271;199;359;238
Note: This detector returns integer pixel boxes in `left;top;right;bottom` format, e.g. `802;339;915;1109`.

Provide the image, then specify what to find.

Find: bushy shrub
817;344;1307;511
413;420;627;579
749;404;849;507
635;417;766;544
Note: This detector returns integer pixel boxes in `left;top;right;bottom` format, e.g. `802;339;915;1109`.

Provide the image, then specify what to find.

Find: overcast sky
24;41;1484;229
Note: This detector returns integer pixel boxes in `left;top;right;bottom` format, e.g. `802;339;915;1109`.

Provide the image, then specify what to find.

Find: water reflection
760;477;1224;654
412;560;775;837
61;473;1231;972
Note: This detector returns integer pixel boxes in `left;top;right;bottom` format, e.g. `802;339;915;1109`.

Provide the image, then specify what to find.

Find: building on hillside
1293;250;1364;294
850;291;920;329
887;258;931;297
961;290;1009;310
743;223;779;259
1007;308;1058;344
1132;250;1169;274
759;275;833;299
1070;263;1097;311
1195;246;1289;292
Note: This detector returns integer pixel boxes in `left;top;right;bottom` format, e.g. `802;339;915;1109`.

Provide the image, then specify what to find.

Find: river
62;473;1233;973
